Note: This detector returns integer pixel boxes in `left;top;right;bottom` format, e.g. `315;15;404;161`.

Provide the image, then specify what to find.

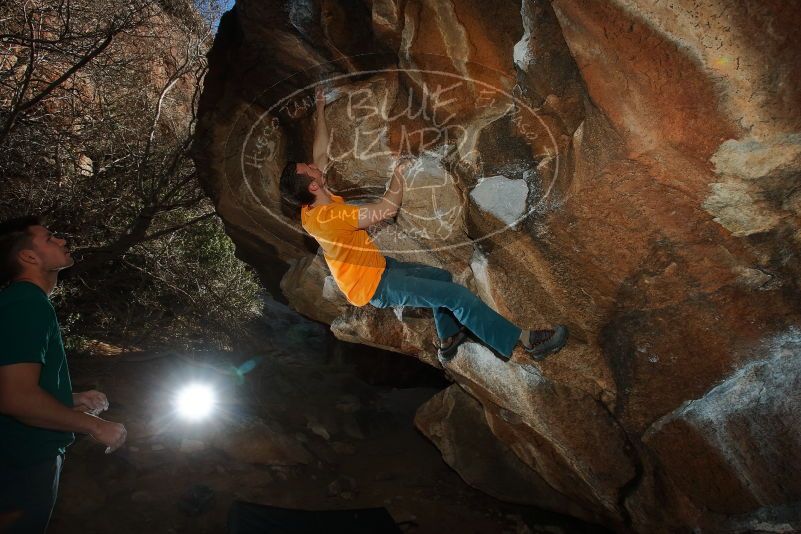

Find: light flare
175;383;216;421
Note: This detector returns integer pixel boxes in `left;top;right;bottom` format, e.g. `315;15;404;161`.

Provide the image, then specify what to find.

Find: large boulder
415;384;608;525
194;1;801;531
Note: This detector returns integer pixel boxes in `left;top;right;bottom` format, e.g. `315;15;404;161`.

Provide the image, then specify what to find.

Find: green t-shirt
0;281;74;467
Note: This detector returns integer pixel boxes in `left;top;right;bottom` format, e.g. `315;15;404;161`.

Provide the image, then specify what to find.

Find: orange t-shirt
301;195;386;306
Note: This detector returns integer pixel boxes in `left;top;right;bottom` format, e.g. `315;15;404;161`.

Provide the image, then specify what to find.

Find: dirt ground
49;307;608;534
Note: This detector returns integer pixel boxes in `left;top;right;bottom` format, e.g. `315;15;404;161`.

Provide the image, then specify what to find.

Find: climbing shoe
524;324;568;361
437;328;468;361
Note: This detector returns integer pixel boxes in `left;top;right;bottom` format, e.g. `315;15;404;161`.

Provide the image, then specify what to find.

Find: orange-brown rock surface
194;1;801;531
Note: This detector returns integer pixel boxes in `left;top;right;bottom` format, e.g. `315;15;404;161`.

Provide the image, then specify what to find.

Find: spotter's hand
73;390;109;415
89;419;127;454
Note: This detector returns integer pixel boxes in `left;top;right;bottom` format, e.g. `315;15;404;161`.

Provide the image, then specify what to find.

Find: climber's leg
370;260;521;357
381;258;461;340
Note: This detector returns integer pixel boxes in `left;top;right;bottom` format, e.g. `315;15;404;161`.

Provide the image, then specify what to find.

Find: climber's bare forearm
357;169;405;229
313;89;329;169
384;167;404;211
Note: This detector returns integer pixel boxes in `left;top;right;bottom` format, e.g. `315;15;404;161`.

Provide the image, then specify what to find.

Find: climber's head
279;161;326;208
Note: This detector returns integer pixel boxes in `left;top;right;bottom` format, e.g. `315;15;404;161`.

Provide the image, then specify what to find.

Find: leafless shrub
0;0;262;351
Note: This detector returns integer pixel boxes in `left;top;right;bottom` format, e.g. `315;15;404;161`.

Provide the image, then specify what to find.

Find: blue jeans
0;454;63;533
369;257;521;357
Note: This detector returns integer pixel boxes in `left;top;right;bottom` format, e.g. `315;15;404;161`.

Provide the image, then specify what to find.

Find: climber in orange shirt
279;85;568;361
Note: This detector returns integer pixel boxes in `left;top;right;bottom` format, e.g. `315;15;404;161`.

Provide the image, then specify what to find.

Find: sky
196;0;236;30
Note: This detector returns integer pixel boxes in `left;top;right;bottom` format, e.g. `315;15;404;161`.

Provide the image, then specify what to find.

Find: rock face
194;1;801;532
414;383;609;525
